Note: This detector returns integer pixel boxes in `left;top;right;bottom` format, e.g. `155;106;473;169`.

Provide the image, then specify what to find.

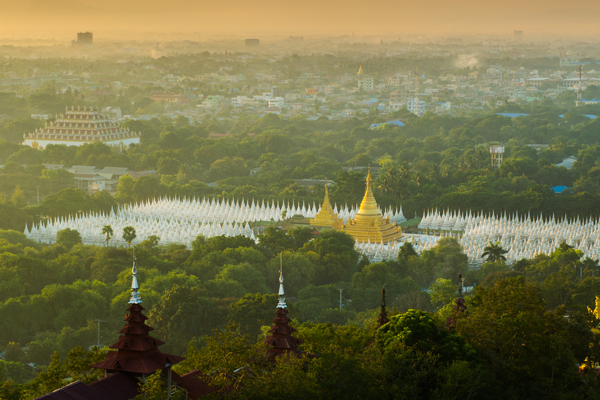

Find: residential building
268;97;285;108
406;97;426;116
358;77;374;91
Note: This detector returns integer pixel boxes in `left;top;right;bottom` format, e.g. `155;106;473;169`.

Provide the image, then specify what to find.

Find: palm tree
481;241;508;262
122;226;137;248
102;225;113;248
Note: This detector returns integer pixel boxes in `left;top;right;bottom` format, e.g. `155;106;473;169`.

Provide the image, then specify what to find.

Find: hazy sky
1;0;600;39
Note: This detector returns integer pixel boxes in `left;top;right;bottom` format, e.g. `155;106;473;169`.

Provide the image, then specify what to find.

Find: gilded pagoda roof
310;184;343;229
342;168;403;244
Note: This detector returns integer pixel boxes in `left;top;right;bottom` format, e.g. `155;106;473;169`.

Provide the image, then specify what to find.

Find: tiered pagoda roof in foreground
36;258;215;400
376;286;390;329
265;267;308;362
446;273;468;330
92;258;184;374
22;106;140;151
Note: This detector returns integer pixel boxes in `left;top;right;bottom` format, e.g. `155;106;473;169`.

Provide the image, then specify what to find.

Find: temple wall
22;137;140;150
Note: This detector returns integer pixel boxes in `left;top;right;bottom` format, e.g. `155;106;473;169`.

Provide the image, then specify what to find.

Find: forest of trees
0;225;598;398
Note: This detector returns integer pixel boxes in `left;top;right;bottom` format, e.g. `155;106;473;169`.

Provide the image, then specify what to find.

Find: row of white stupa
414;209;600;265
23;196;599;265
24;196;407;248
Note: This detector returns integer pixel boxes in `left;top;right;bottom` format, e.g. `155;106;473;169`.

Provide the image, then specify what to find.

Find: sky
1;0;600;40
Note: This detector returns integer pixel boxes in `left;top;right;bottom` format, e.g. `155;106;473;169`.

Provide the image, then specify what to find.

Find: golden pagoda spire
310;182;342;229
341;166;403;243
354;167;382;223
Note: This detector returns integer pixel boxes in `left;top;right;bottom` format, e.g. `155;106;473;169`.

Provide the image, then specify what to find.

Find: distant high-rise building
245;38;260;47
72;32;93;47
78;32;93;44
288;36;304;43
514;30;524;37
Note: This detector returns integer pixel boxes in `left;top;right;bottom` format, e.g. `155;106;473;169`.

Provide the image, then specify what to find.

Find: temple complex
341;168;403;243
22;106;140;151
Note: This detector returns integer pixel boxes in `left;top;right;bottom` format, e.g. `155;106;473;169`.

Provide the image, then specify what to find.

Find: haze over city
2;0;600;39
2;0;600;399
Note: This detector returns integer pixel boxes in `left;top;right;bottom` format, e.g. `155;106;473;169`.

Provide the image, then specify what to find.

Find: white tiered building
22;106;140;151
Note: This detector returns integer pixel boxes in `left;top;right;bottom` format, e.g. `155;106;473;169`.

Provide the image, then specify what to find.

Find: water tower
490;145;504;168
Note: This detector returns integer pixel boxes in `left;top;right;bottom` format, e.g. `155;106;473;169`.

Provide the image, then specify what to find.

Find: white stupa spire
276;254;286;309
129;255;142;304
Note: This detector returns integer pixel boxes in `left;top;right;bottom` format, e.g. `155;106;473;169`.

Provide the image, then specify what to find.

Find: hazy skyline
1;0;600;39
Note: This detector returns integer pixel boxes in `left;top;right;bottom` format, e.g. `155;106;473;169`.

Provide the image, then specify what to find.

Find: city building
72;32;93;47
268;97;285;108
245;38;260;47
406;97;426;116
22;106;140;151
358;77;374;91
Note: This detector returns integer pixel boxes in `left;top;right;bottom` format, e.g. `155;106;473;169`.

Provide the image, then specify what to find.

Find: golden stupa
341;168;403;243
310;184;343;230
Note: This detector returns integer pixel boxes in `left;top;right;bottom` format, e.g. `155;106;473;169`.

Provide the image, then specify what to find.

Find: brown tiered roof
36;259;216;400
446;273;468;330
376;286;390;329
23;105;139;143
264;265;310;362
265;307;305;362
92;303;184;374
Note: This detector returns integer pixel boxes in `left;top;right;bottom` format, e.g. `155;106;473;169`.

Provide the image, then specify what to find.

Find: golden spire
310;183;342;228
341;166;403;243
354;167;382;222
358;65;363;75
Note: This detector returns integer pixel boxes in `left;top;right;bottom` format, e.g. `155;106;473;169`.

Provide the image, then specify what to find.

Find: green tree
481;240;508;262
56;228;82;249
122;226;137;247
9;185;26;208
101;225;113;247
429;278;457;309
421;238;468;285
258;226;293;254
457;277;591;398
149;285;216;353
